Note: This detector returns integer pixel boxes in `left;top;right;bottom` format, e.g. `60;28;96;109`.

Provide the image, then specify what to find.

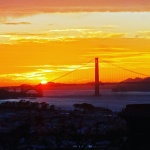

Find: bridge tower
95;57;100;96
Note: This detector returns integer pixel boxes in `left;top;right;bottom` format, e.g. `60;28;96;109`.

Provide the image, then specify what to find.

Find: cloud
83;48;150;64
135;31;150;39
102;33;126;38
0;68;52;84
92;47;128;52
0;30;127;44
0;72;45;81
0;64;93;84
0;0;150;19
0;22;31;25
100;25;119;29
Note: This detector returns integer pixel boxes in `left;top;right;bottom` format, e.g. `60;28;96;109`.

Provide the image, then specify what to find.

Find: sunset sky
0;0;150;86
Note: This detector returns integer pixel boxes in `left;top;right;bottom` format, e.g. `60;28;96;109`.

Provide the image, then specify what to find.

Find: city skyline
0;0;150;85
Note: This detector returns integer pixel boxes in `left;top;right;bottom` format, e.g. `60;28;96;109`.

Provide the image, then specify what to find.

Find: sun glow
41;80;48;84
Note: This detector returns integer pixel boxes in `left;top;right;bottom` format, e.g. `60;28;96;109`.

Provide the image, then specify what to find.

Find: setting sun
41;80;48;84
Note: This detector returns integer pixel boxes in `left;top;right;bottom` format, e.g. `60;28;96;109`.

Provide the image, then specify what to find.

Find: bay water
1;88;150;112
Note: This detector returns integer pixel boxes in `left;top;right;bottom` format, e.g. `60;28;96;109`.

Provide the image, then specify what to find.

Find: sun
41;80;48;84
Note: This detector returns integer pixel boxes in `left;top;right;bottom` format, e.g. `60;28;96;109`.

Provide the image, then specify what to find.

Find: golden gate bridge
48;57;149;96
0;57;149;97
50;58;149;83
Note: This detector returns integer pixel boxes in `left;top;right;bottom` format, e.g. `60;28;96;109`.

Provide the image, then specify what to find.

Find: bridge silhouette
0;84;43;98
0;57;149;97
50;58;149;83
47;57;149;95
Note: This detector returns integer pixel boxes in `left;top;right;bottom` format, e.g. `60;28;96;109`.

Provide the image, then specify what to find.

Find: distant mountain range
122;77;150;83
112;77;150;92
122;77;143;83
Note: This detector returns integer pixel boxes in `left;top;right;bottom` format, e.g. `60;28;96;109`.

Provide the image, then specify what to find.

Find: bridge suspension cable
50;58;94;82
101;59;149;77
49;57;149;84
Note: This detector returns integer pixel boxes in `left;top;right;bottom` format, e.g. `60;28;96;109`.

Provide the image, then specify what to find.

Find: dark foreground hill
0;101;126;150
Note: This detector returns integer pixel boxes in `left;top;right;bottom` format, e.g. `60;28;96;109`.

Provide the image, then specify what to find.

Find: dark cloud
0;0;150;19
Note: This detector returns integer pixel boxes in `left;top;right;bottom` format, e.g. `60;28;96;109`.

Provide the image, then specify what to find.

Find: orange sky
0;0;150;86
1;0;150;13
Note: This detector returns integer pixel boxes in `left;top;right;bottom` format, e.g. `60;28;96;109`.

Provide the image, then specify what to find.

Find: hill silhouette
122;77;143;83
112;77;150;92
